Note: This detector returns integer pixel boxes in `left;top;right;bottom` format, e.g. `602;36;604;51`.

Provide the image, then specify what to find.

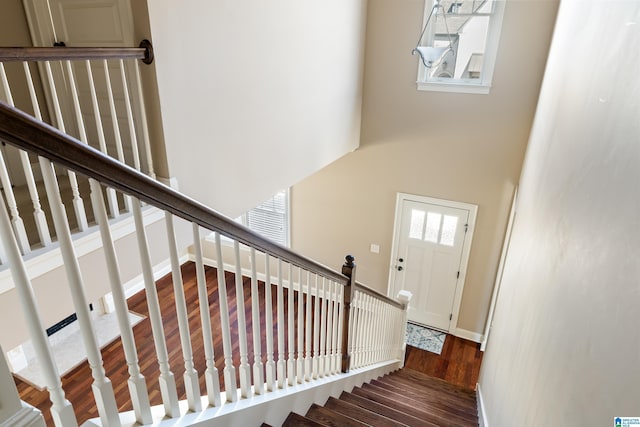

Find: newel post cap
396;290;412;305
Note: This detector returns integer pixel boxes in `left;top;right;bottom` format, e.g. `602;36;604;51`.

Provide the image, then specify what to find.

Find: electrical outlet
370;244;380;254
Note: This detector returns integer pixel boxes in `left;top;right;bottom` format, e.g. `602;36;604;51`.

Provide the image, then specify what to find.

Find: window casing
238;189;290;247
416;0;506;94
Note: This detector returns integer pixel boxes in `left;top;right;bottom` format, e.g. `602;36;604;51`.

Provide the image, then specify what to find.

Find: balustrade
0;43;410;426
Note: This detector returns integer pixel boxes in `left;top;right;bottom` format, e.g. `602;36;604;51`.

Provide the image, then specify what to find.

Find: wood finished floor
15;261;482;425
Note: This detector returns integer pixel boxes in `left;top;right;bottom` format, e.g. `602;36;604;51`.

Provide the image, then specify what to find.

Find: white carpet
405;322;446;355
10;310;145;390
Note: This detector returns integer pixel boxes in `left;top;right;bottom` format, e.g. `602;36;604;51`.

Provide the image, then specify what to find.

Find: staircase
280;369;479;427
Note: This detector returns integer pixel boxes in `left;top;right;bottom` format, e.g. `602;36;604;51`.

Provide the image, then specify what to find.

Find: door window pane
424;212;442;243
409;209;426;239
440;215;458;246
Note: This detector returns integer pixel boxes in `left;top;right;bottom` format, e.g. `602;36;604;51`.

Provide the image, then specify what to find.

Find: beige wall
147;0;367;218
478;1;640;424
291;0;559;335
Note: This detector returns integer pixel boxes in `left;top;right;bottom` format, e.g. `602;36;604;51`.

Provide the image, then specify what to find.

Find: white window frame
237;189;291;247
416;0;506;94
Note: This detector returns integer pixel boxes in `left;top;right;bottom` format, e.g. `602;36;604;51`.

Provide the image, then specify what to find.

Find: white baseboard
477;382;489;427
123;253;191;300
454;328;483;343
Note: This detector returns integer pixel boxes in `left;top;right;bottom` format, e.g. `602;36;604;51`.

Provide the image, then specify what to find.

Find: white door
389;194;477;332
24;0;140;164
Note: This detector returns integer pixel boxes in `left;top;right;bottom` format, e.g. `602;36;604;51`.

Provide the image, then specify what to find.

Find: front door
389;194;476;332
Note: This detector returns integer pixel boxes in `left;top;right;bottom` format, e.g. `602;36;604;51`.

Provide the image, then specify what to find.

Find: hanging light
412;0;455;69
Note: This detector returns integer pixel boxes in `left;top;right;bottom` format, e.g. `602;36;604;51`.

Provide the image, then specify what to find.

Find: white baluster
324;280;334;376
319;277;328;377
84;60;119;218
250;248;265;395
331;281;341;374
102;60;132;212
132;60;155;178
3;63;51;249
352;291;362;369
0;148;30;254
276;259;286;388
43;61;88;231
296;268;304;383
118;60;141;171
336;283;345;373
56;61;122;425
312;273;320;379
263;254;276;392
166;213;201;411
90;186;152;424
132;199;180;417
233;241;252;399
192;224;221;407
287;263;295;386
213;233;237;402
39;155;120;426
304;270;312;381
0;190;77;427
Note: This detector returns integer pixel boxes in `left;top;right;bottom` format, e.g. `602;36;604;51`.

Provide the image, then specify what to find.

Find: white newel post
396;290;413;367
0;346;46;427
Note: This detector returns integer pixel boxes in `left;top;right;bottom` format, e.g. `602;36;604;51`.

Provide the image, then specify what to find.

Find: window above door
415;0;506;94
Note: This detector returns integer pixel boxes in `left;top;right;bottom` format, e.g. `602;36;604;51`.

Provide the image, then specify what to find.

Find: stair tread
306;403;369;427
370;379;477;409
340;391;439;427
353;385;478;427
374;376;477;404
384;373;477;405
324;396;409;427
363;382;478;424
282;412;325;426
392;369;477;396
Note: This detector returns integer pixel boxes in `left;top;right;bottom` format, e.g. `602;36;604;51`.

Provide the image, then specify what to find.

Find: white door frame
387;192;477;333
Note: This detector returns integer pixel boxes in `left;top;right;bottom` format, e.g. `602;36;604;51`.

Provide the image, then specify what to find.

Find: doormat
10;310;146;390
405;322;446;355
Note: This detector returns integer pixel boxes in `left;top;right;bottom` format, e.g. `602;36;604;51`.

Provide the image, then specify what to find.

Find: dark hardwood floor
404;334;484;391
15;261;483;425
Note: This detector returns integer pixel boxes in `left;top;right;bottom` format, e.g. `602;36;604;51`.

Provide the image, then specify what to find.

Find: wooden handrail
0;101;345;283
354;282;405;310
0;40;154;64
0;101;405;309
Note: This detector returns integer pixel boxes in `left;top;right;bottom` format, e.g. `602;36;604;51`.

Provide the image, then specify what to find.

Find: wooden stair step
381;373;477;404
305;403;369;426
392;369;478;396
352;385;475;427
339;391;438;427
281;412;325;426
324;396;409;427
360;382;477;426
373;376;477;407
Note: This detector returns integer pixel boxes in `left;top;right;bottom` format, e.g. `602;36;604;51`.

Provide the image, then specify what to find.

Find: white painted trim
415;0;506;94
91;360;402;427
387;192;478;334
157;176;179;190
481;187;517;351
0;207;164;294
122;252;190;300
477;382;489;427
454;328;483;344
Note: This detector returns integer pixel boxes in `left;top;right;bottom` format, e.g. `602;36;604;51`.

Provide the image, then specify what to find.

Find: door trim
387;192;478;332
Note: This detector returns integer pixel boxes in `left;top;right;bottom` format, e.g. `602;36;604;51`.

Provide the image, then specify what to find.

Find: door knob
396;266;404;271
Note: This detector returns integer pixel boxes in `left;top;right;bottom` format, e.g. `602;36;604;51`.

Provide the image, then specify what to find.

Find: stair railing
0;47;410;427
0;42;155;255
